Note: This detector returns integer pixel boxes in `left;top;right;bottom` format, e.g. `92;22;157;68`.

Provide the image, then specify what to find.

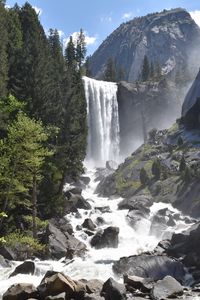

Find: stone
91;227;119;249
113;254;185;282
0;254;11;267
9;261;35;278
101;277;126;300
118;195;153;210
3;283;38;300
82;219;96;231
45;293;66;300
124;274;153;292
151;276;183;300
95;206;111;213
85;279;104;294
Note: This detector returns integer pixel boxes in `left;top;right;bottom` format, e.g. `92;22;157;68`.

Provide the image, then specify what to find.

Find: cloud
190;10;200;27
5;4;11;9
100;14;112;23
33;6;42;16
122;12;133;20
64;31;97;47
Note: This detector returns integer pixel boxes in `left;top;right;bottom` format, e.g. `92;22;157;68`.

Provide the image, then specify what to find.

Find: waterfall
83;76;120;166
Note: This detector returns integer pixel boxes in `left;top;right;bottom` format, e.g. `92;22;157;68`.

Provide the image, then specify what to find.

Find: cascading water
83;76;120;166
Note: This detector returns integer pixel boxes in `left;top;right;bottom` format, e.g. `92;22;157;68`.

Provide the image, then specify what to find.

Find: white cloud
122;12;133;20
100;14;112;23
64;31;97;47
5;4;11;9
33;6;42;16
190;10;200;27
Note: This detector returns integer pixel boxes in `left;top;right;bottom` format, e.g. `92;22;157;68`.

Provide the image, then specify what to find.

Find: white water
0;166;194;297
83;77;120;166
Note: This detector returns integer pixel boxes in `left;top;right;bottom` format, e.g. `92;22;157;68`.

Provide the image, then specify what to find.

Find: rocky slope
97;70;200;218
89;8;200;82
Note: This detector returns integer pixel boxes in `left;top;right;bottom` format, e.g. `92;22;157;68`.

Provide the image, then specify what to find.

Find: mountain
89;8;200;82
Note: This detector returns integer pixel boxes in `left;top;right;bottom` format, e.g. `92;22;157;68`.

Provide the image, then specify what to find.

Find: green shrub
140;167;149;186
152;159;161;180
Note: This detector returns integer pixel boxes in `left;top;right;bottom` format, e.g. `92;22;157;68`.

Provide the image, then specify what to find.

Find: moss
128;159;140;170
23;216;48;231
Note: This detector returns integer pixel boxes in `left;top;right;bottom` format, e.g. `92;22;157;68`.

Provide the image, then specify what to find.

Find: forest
0;0;88;246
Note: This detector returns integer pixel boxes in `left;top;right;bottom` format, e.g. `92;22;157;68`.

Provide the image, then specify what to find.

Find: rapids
0;166;194;297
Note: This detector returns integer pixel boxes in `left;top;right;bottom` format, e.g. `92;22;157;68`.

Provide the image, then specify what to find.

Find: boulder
123;274;153;292
85;279;104;294
95;206;111;213
101;277;126;300
151;276;183;300
127;206;150;229
118;195;153;210
38;272;86;299
45;293;66;300
0;254;11;267
82;219;96;231
113;254;185;283
95;217;105;225
84;294;104;300
91;227;119;249
9;261;35;278
45;222;86;259
0;246;15;260
3;283;38;300
64;193;91;213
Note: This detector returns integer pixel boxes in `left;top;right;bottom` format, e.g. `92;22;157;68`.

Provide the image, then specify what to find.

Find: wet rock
85;279;104;294
80;176;91;185
3;283;38;300
45;293;66;300
84;230;94;237
0;246;15;260
124;274;153;292
91;227;119;249
50;217;73;235
118;195;153;210
96;217;105;225
106;161;118;171
82;219;96;231
113;254;185;282
151;276;183;300
76;225;82;231
0;254;11;267
127;206;150;228
38;272;86;299
45;222;86;259
101;277;126;300
154;240;171;254
95;206;111;213
64;193;91;213
84;294;104;300
9;261;35;278
167;214;176;226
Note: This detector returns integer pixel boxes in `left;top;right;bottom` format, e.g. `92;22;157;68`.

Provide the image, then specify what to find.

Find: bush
140;167;149;186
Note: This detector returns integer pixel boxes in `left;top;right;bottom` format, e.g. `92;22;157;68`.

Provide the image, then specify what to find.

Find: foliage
104;57;116;82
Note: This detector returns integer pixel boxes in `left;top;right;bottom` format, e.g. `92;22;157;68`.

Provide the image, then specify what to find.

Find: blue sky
6;0;200;55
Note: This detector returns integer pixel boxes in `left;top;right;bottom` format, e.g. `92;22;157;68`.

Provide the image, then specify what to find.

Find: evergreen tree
150;62;155;79
76;28;86;72
141;55;150;81
152;158;161;180
104;57;116;82
140;167;149;186
65;36;76;71
0;0;8;98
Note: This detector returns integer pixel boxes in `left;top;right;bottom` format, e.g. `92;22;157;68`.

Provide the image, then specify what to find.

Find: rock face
89;8;200;82
118;80;181;156
182;70;200;129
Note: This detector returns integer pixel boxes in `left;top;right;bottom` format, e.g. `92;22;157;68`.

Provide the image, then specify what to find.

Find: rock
38;272;86;299
167;214;176;226
85;279;104;294
154;240;171;254
149;214;168;239
118;195;153;210
0;246;15;260
91;227;119;249
50;217;73;235
127;206;150;229
0;254;11;267
45;293;66;300
124;274;153;292
80;176;91;185
45;222;86;259
3;283;38;300
151;276;183;300
113;254;185;282
101;277;126;300
9;261;35;278
84;294;104;300
95;206;111;213
64;193;91;213
82;219;96;231
106;161;118;171
76;225;82;231
96;217;105;225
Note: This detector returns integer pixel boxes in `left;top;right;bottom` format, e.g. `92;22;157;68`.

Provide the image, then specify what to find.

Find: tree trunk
32;174;37;239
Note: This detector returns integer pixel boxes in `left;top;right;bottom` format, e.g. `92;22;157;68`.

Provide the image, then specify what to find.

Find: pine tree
76;28;86;72
141;55;150;81
0;0;8;98
179;156;186;173
65;36;76;71
104;57;116;82
150;62;155;79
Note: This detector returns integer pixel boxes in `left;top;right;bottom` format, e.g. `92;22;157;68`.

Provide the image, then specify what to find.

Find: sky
6;0;200;56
